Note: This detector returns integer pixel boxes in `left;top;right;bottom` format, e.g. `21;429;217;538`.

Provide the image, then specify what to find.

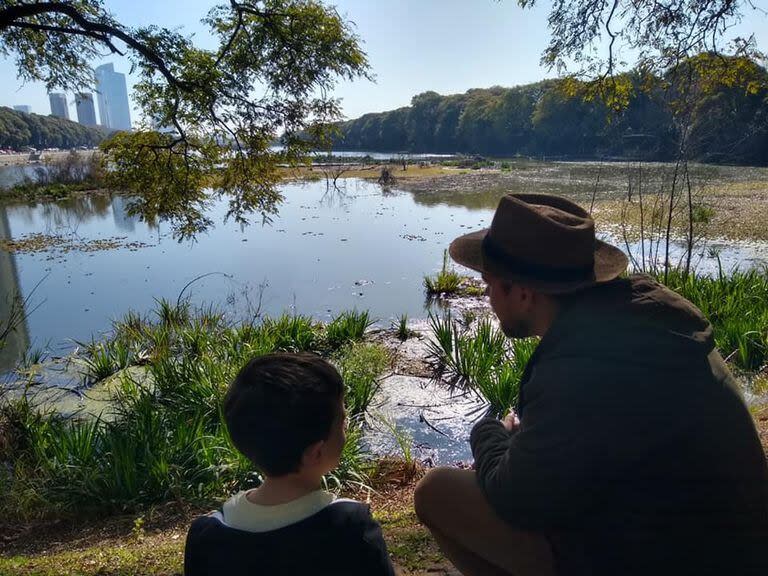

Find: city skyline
5;62;134;130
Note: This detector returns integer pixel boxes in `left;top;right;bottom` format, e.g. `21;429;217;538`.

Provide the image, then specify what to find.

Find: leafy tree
330;57;768;165
515;0;762;78
0;0;369;236
406;91;441;151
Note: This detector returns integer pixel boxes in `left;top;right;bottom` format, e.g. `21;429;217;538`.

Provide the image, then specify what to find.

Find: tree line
332;55;768;166
0;107;108;150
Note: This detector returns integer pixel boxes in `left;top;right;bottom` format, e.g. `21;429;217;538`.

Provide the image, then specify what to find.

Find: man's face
482;273;534;338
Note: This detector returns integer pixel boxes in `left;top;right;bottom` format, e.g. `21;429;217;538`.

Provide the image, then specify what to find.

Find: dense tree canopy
0;106;105;149
332;55;768;166
0;0;369;236
516;0;762;77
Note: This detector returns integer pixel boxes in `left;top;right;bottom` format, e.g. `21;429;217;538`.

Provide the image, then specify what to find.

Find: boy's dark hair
224;352;344;477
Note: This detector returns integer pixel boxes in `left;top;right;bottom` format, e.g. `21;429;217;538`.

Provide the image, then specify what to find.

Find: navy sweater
184;500;395;576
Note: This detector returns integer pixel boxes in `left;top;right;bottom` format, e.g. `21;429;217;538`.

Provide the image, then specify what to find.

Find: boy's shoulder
188;497;374;541
184;498;393;575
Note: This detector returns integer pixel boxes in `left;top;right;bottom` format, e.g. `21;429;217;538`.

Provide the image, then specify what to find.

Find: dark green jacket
471;275;768;575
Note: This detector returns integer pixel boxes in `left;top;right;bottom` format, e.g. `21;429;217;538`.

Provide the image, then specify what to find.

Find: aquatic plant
79;339;134;384
153;298;191;327
262;314;320;352
395;314;412;341
424;250;462;295
325;310;374;351
427;312;538;417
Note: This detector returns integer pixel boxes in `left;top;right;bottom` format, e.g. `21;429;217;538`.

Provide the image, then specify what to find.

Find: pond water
3;177;768;375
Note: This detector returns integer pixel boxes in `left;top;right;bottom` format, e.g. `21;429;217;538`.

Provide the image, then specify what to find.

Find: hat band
482;234;595;282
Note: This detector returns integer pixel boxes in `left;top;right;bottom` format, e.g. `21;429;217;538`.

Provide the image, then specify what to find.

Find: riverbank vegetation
4;150;106;202
3;267;765;523
332;54;768;166
0;304;387;523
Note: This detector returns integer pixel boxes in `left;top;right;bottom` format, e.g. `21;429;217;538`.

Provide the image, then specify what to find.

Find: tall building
13;105;31;114
49;93;70;120
95;63;132;131
75;93;97;127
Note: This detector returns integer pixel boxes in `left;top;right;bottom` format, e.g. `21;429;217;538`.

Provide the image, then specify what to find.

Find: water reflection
1;178;767;366
0;206;30;372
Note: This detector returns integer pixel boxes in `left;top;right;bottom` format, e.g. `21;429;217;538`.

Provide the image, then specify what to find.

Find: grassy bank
0;303;387;522
0;474;454;576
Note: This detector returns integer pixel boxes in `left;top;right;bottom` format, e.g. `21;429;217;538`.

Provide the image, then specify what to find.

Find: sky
1;0;768;122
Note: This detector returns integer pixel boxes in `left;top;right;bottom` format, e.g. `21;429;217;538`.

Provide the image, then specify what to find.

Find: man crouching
415;194;768;576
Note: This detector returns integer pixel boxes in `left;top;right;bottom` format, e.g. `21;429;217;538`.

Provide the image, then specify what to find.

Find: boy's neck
246;473;323;506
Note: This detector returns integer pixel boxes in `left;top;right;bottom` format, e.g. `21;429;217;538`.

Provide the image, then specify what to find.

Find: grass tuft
426;312;537;418
424;250;462;295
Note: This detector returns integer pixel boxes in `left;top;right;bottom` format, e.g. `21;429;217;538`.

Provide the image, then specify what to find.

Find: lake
2;175;768;374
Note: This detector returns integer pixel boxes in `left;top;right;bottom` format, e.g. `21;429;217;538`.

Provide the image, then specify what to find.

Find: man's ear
301;440;325;469
516;284;536;311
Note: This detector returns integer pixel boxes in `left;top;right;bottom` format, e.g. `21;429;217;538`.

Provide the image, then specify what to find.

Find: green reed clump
0;305;384;522
394;314;413;341
658;267;768;371
325;310;374;350
427;312;538;417
79;339;135;384
154;298;191;327
424;250;463;295
262;314;321;352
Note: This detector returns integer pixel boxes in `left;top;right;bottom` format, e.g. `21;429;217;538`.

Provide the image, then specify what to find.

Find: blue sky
1;0;767;121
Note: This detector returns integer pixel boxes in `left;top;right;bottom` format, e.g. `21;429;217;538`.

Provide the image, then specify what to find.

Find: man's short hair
224;352;344;477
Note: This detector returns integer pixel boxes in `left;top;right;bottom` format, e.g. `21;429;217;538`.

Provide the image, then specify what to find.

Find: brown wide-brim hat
449;193;628;294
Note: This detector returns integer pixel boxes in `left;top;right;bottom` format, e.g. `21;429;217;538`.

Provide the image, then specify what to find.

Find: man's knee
414;467;459;526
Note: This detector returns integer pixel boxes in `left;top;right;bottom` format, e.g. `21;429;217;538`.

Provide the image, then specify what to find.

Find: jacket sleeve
350;506;396;576
470;358;626;531
183;519;205;576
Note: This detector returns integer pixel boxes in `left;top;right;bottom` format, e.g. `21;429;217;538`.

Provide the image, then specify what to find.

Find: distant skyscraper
95;63;132;131
49;93;70;120
13;105;31;114
75;93;97;127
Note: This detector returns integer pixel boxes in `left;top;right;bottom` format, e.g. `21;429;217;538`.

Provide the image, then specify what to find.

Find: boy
184;352;395;576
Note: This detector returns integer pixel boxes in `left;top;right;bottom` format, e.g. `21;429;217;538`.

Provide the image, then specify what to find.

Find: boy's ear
301;440;325;469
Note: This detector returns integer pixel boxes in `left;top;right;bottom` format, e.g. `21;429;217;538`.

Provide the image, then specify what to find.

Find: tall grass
657;267;768;371
262;314;320;352
427;312;538;417
0;302;385;521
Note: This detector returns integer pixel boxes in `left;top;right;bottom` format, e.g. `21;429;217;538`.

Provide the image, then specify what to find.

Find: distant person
185;352;394;576
414;193;768;576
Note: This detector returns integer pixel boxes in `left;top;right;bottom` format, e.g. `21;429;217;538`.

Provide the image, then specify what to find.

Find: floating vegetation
0;233;150;255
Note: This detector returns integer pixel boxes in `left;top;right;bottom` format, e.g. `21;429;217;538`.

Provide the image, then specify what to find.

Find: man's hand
502;409;520;433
